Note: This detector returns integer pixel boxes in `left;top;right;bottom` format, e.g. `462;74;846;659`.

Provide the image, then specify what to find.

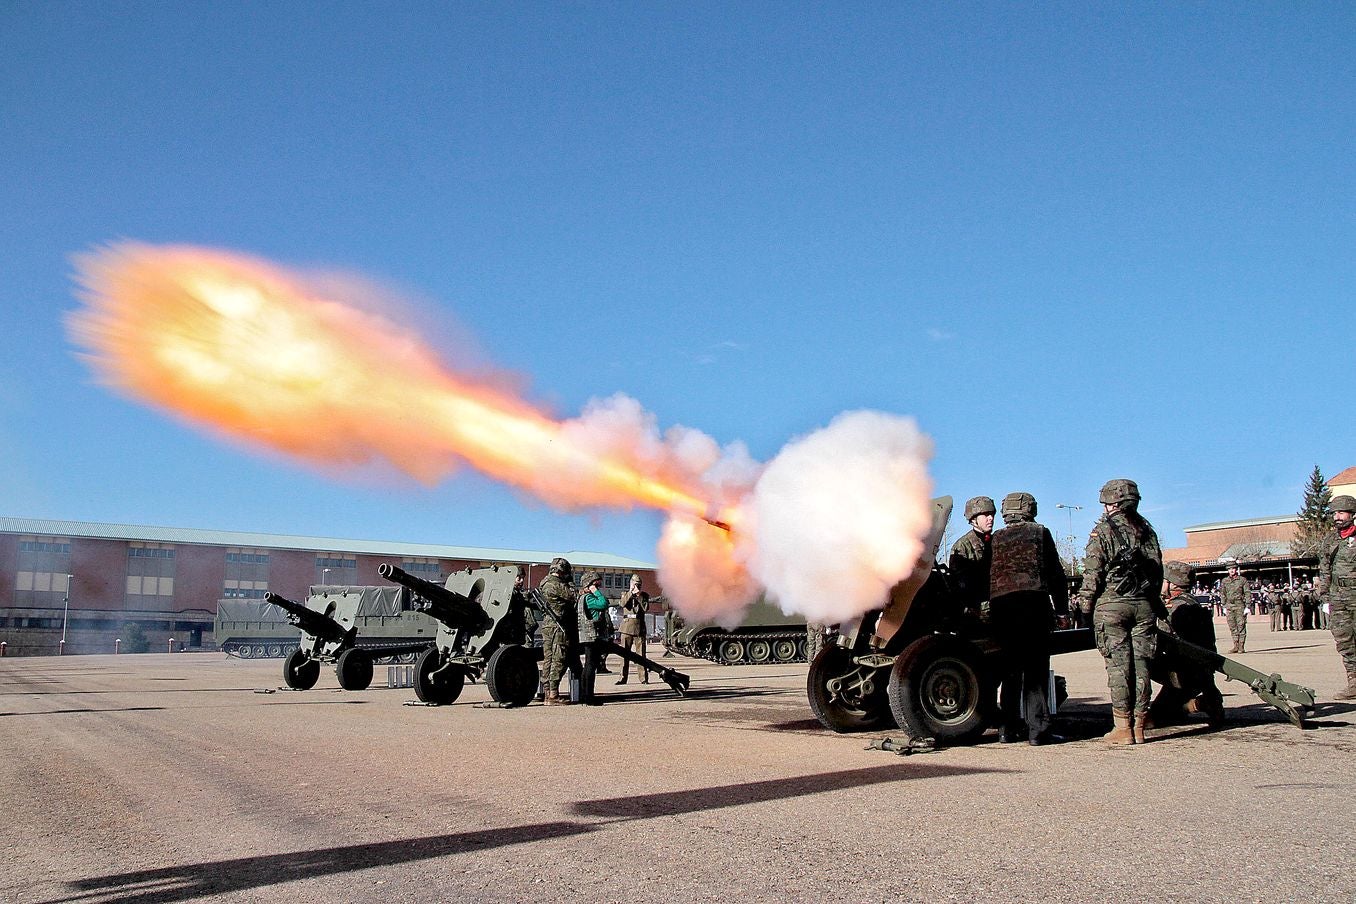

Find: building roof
1183;515;1297;533
1328;466;1356;488
1219;540;1293;560
0;516;656;570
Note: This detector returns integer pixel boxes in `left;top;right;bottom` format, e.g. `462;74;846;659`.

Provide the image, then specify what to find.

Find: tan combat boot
1103;710;1135;746
1132;713;1148;744
1334;678;1356;701
544;690;570;706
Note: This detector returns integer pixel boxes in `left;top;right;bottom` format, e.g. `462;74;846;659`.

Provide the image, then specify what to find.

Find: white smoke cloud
659;410;935;627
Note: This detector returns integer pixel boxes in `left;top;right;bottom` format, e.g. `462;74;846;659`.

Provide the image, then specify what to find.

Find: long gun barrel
378;563;489;632
265;592;349;643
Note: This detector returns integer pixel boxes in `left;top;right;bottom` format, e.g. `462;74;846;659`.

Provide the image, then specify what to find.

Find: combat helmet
963;496;997;521
579;570;601;588
1331;495;1356;513
1164;561;1192;589
548;557;573;580
1001;492;1037;522
1099;478;1141;506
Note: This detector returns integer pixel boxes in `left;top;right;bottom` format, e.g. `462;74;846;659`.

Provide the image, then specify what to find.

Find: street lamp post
322;568;331;586
1055;504;1083;564
61;573;72;654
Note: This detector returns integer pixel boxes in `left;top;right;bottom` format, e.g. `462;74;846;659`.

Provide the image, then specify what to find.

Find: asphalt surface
2;624;1353;904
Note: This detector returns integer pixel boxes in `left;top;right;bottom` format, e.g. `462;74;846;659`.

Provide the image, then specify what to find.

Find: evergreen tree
121;621;150;654
1291;465;1332;557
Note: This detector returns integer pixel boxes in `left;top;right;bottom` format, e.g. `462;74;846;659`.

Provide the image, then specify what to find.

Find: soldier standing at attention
988;492;1068;745
1221;562;1249;653
1317;495;1356;700
949;496;996;608
538;558;577;706
1077;479;1163;746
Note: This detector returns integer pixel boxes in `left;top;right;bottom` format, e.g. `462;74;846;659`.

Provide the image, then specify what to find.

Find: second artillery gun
379;562;541;706
267;586;436;691
806;496;1316;743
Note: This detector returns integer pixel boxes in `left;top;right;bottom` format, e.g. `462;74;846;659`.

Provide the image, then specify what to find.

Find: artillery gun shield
887;635;994;744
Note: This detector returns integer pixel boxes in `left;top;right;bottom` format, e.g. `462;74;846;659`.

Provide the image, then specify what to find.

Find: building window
316;555;357;585
225;547;270;591
127;542;176;607
401;558;443;581
14;535;72;607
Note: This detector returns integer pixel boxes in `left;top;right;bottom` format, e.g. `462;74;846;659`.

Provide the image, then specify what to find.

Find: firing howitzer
266;586;433;692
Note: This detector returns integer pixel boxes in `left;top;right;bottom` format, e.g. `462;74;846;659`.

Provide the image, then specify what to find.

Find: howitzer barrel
378;563;485;629
264;592;348;641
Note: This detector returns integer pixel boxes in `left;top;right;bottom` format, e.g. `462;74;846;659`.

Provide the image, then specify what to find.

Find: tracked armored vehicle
215;588;437;667
665;598;808;665
807;496;1316;744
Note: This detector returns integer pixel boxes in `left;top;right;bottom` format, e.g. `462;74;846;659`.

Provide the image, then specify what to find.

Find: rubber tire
772;639;798;662
334;647;374;691
887;634;994;745
718;639;746;664
807;644;893;733
283;648;320;690
485;644;541;707
747;640;772;663
414;647;464;705
237;644;254;659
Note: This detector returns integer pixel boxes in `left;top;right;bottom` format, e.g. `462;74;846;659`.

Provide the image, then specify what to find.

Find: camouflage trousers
1226;607;1247;646
541;620;569;690
1330;598;1356;683
1093;599;1158;715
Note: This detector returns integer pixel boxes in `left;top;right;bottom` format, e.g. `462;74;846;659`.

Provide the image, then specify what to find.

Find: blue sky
2;3;1352;563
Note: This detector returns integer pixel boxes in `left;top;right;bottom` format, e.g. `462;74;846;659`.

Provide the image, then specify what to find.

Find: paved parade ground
2;625;1354;904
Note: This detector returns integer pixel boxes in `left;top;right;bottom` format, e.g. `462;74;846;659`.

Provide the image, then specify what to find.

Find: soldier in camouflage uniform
949;496;996;608
537;557;578;705
1221;562;1249;653
1317;495;1356;700
989;492;1068;745
1148;561;1225;728
1077;479;1163;745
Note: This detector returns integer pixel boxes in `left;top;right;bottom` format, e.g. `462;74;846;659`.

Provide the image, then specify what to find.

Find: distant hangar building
0;517;657;657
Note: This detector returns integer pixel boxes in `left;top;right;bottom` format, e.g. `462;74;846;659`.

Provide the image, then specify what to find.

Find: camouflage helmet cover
963;496;997;521
1099;478;1141;505
548;557;573;578
1164;560;1192;589
1001;492;1037;519
1331;494;1356;513
579;570;601;588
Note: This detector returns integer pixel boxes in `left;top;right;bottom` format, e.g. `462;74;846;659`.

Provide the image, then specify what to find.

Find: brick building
0;517;656;657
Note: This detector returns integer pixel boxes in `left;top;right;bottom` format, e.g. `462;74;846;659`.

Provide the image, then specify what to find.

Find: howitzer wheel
414;647;464;705
772;639;799;662
807;645;892;733
747;640;772;663
887;635;993;745
485;644;540;707
283;649;320;690
336;648;374;691
718;639;746;664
